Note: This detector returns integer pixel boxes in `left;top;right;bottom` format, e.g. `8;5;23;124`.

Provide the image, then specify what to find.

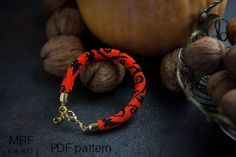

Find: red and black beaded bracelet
53;48;146;132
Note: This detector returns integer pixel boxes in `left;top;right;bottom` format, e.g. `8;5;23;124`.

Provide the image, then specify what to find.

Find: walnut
219;89;236;124
184;37;226;78
207;71;236;104
224;45;236;79
226;16;236;45
46;7;86;39
160;48;181;92
80;60;126;93
40;36;84;76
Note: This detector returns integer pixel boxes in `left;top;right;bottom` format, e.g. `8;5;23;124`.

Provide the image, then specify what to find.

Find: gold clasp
52;104;68;124
53;93;69;124
53;116;63;124
66;110;77;122
53;92;99;132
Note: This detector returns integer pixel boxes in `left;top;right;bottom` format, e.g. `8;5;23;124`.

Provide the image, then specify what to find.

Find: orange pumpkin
77;0;227;55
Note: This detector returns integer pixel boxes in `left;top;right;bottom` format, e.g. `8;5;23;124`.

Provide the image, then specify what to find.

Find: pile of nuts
161;17;236;125
40;0;125;93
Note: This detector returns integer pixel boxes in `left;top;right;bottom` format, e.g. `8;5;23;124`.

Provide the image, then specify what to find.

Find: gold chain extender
53;93;99;132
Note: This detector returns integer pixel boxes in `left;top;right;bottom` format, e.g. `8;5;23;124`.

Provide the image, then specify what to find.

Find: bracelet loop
53;48;146;132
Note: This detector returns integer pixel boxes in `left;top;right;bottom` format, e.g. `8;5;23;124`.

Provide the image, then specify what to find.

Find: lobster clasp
52;92;91;132
65;110;78;122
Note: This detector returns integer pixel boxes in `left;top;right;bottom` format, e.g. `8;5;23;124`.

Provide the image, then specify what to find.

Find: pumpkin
76;0;227;55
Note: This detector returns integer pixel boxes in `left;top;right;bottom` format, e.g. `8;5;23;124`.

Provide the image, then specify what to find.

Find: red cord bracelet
53;48;146;132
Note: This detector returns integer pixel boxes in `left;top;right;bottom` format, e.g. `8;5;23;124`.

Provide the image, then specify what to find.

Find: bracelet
53;48;146;132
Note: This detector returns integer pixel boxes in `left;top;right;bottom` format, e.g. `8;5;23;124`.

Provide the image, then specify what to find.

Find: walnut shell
219;89;236;124
80;60;125;93
226;16;236;45
40;36;84;76
160;48;181;92
224;45;236;79
43;0;72;13
207;70;236;104
46;7;86;39
184;37;225;78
